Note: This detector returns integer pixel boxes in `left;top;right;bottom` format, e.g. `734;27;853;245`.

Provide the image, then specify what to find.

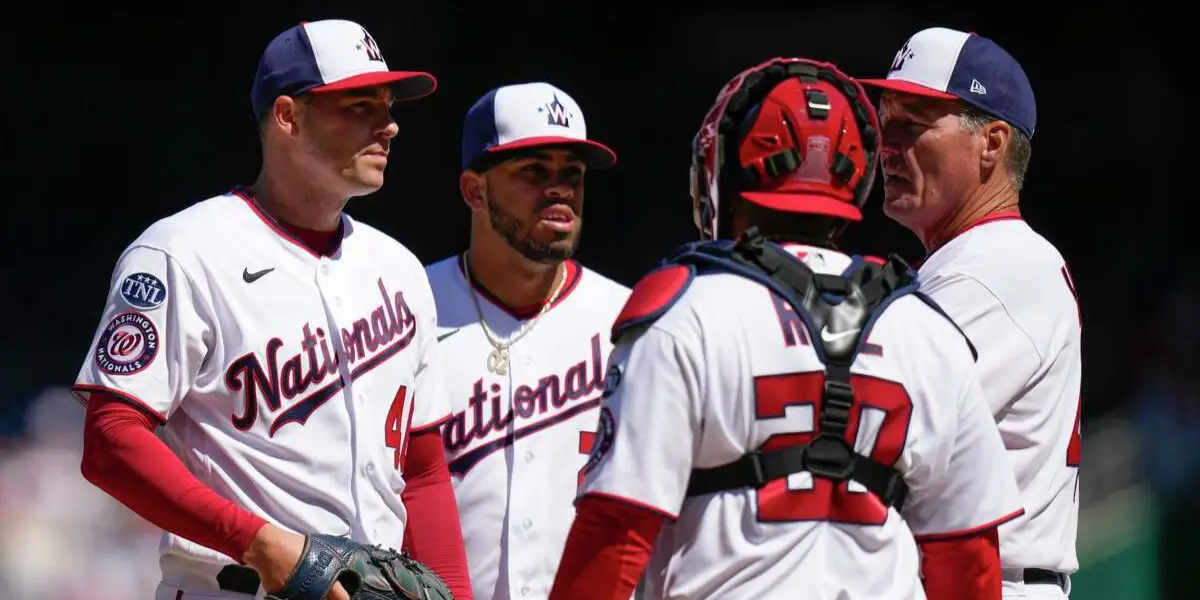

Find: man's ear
265;96;302;137
979;120;1011;171
459;170;487;212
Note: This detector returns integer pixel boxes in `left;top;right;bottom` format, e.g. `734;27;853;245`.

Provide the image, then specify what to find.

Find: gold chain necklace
462;253;568;376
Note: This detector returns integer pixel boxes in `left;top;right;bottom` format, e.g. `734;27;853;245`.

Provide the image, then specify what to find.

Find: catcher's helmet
690;57;881;241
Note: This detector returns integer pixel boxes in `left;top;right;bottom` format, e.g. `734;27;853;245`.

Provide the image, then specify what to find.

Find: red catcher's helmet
690;57;882;240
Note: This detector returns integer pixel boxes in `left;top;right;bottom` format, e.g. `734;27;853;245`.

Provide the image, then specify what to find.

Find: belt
217;565;262;595
1023;568;1066;589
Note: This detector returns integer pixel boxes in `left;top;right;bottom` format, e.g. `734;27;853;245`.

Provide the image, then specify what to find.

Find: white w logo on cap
544;94;571;127
359;28;384;62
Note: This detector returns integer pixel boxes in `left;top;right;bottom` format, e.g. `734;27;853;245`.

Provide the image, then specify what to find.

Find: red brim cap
857;78;958;100
739;191;864;222
485;135;618;169
310;71;438;101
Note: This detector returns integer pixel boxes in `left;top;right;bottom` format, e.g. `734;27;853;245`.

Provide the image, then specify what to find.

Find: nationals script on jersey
917;213;1083;578
425;256;629;600
71;190;450;590
580;244;1023;600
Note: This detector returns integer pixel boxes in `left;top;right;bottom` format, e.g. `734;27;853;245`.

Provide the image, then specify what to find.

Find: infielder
548;57;1023;600
425;82;630;600
860;27;1082;598
74;20;471;599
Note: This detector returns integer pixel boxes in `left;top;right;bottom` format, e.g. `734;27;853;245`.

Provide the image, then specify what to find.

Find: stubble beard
486;199;580;264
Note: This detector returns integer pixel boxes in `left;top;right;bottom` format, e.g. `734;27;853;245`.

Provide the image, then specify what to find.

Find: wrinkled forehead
879;91;963;122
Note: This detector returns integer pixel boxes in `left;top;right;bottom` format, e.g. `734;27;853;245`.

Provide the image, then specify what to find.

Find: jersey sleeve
577;326;703;520
72;245;214;423
410;282;450;432
919;272;1041;416
899;337;1024;538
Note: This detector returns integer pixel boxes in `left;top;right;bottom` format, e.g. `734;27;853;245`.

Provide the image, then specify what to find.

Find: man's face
878;91;981;234
296;85;399;197
481;148;587;263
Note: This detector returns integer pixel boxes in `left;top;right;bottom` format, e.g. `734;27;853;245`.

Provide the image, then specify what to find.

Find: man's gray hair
960;108;1032;191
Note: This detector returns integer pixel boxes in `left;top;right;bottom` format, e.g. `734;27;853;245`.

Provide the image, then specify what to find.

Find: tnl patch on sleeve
120;272;168;310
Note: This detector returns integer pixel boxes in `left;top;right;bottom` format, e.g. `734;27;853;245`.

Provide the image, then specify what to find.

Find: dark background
0;2;1195;597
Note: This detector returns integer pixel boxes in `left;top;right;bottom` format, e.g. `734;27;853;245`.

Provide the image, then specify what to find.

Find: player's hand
242;522;305;593
242;523;352;600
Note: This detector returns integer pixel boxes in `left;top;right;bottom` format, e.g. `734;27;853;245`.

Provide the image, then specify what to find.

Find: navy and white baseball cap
859;27;1036;138
251;19;437;120
461;82;617;171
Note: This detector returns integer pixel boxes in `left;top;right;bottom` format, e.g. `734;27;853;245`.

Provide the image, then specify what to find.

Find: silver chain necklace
461;253;568;376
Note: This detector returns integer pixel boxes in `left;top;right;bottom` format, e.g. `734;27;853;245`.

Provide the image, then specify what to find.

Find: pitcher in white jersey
73;19;472;600
548;57;1023;600
425;82;630;600
859;27;1082;599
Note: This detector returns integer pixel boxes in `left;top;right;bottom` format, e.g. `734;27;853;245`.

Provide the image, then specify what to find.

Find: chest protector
614;227;975;512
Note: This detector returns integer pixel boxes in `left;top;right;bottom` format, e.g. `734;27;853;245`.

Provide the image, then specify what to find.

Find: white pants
154;581;263;600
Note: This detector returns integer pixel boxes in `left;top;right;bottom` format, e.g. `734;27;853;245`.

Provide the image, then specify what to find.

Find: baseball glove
266;534;453;600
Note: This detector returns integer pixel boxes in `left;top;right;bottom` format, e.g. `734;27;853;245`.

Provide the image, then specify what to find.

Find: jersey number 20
753;371;913;526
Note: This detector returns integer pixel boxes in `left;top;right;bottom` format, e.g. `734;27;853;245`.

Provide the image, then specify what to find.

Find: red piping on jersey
920;210;1024;265
912;507;1025;542
456;255;582;319
577;490;679;521
72;383;167;424
410;412;452;434
231;187;346;258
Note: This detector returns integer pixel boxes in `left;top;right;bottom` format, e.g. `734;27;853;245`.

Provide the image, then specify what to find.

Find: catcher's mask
690;57;881;241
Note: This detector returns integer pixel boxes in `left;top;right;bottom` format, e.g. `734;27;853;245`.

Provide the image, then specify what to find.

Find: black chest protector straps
658;227;975;513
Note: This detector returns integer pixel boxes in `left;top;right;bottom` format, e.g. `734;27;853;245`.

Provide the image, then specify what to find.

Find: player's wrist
241;521;280;566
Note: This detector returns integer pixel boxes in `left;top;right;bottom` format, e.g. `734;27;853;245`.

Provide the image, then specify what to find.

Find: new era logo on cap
251;19;437;120
859;27;1037;138
461;82;617;171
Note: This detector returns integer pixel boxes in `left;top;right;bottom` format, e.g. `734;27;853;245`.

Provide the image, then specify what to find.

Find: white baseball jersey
580;244;1023;600
917;212;1082;577
72;189;450;592
424;255;630;600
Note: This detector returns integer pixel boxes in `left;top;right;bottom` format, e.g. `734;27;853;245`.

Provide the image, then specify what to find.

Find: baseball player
547;57;1023;600
424;82;630;600
859;27;1082;598
73;20;471;599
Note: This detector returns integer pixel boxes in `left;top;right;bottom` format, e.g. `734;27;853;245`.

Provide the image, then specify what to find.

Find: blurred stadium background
3;2;1191;599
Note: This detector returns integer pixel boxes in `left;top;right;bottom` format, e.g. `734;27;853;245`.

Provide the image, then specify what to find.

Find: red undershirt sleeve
917;527;1003;600
400;429;473;600
547;494;665;600
80;392;267;563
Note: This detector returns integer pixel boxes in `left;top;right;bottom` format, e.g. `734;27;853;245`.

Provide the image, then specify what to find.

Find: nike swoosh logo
242;267;275;283
437;328;462;342
819;327;861;343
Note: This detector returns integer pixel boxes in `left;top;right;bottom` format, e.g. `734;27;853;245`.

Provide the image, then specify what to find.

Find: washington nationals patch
580;406;616;479
95;311;160;375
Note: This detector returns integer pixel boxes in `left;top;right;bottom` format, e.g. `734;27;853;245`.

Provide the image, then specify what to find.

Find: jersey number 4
754;371;913;526
385;385;413;470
